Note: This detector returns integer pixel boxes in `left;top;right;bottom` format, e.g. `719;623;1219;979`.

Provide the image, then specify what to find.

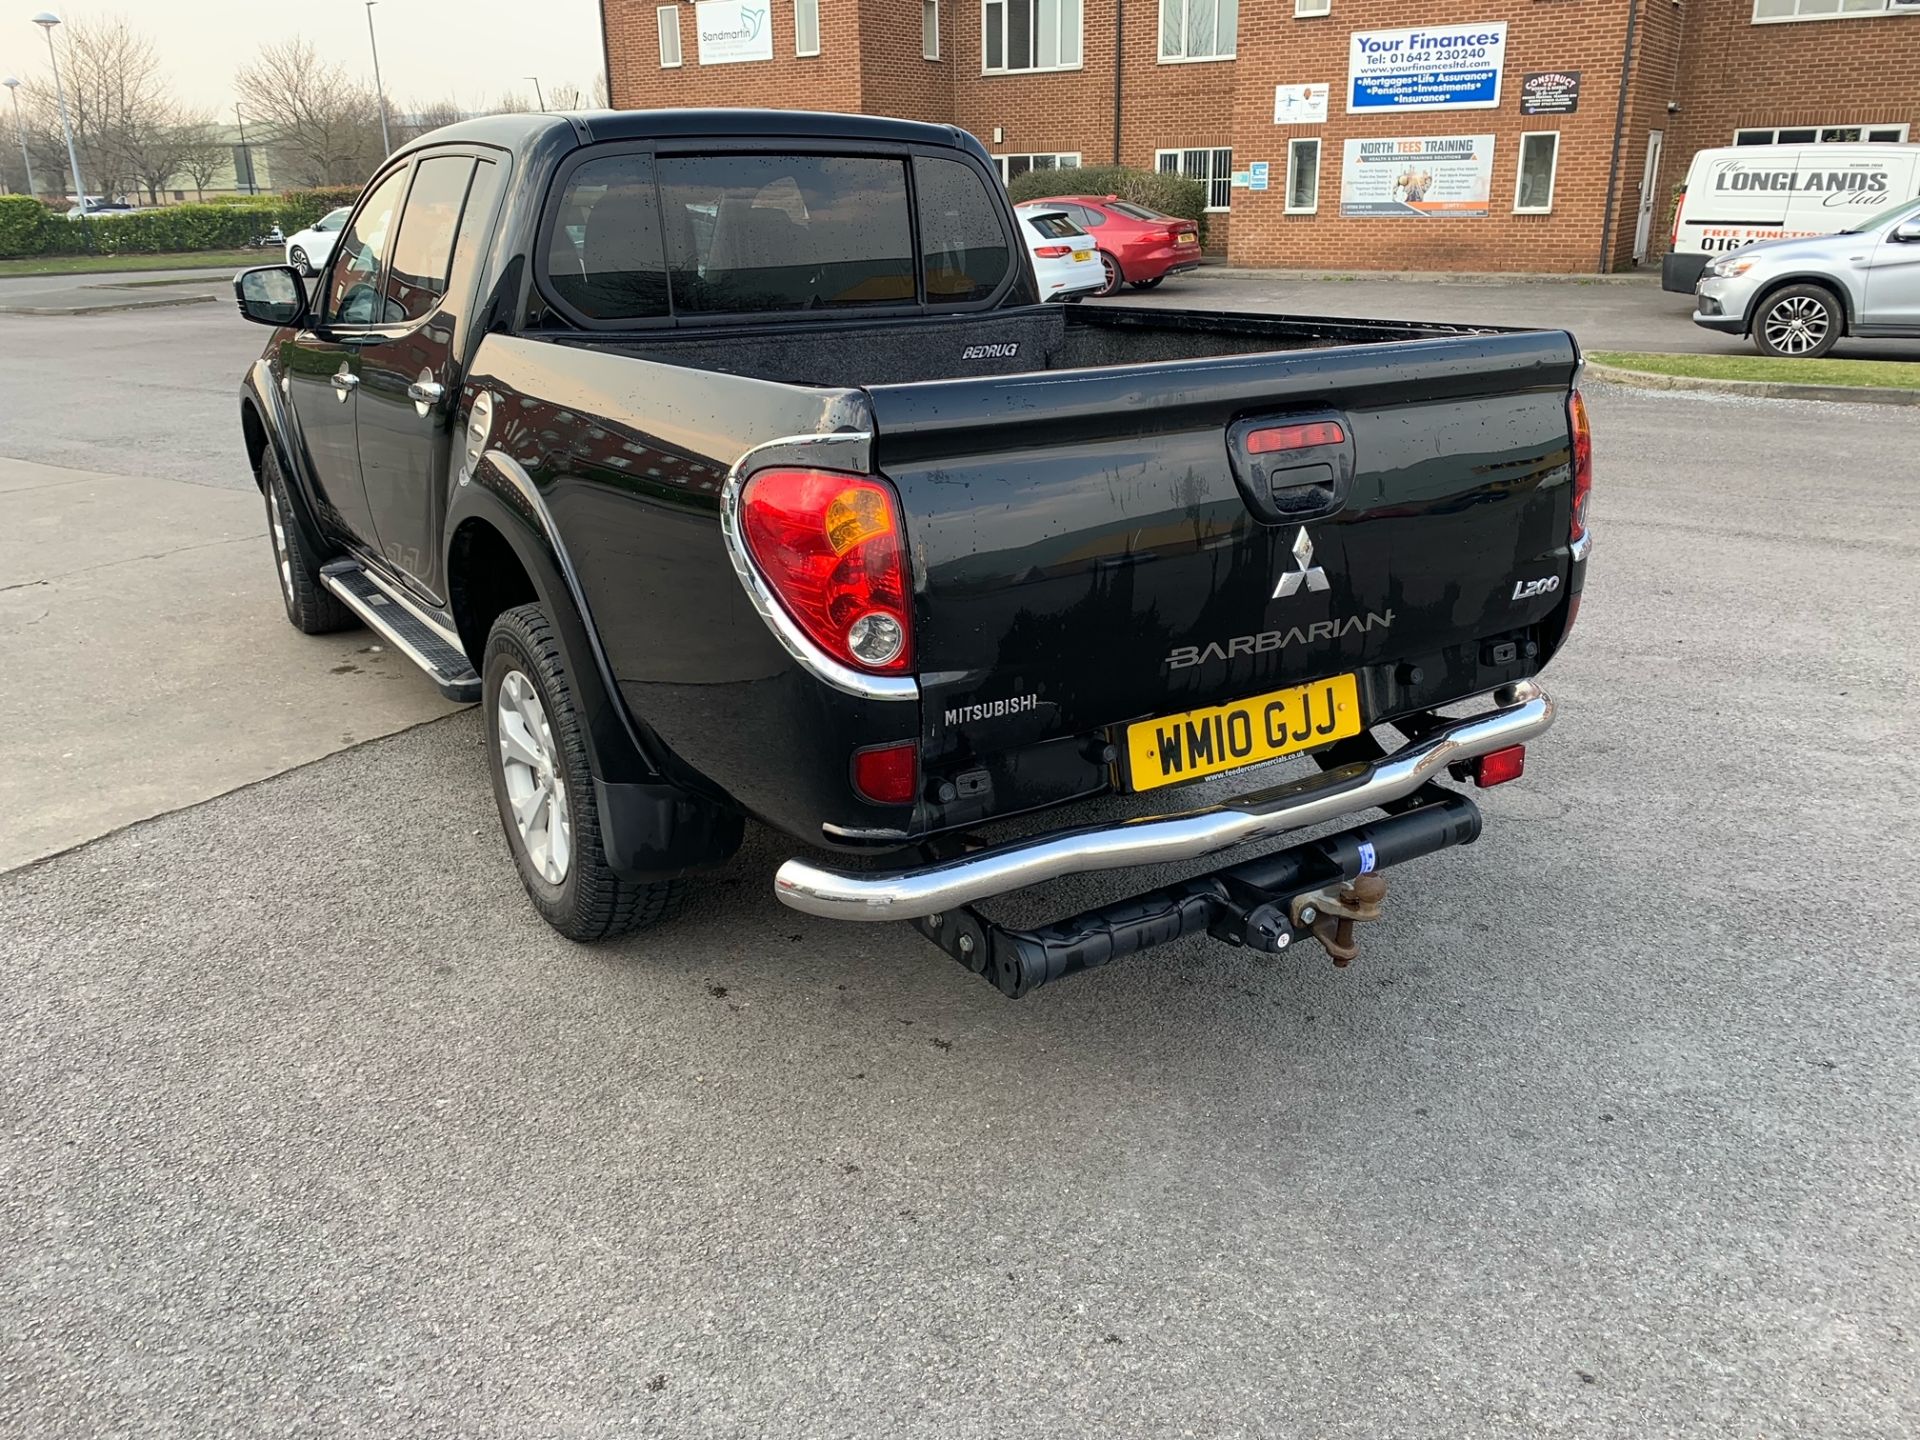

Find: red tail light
1568;389;1593;545
1247;420;1346;455
741;468;913;674
1034;244;1072;258
1472;745;1526;788
852;741;919;806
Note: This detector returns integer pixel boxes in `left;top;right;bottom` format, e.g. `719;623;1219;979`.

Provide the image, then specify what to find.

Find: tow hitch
912;786;1480;998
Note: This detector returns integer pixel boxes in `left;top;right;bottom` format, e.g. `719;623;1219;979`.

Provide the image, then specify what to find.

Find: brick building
599;0;1920;272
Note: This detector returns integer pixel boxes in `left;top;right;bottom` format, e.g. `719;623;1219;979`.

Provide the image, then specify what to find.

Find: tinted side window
548;152;670;321
660;154;915;314
1025;213;1082;240
1076;204;1108;228
326;168;409;326
385;156;476;324
917;155;1010;303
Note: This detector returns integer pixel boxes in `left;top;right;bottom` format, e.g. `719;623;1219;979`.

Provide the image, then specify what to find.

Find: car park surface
2;279;1916;1437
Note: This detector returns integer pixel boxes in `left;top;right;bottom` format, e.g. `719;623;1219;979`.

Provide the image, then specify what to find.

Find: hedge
0;186;368;259
1007;165;1211;246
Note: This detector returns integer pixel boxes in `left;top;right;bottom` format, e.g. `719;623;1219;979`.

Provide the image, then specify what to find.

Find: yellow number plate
1072;249;1092;261
1177;231;1197;245
1123;674;1362;792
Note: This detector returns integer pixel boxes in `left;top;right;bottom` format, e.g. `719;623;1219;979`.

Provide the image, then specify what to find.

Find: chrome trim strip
719;429;919;703
773;682;1556;921
1570;531;1593;564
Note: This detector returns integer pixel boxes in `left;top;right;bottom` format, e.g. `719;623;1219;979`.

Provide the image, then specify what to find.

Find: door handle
331;372;359;392
408;371;445;417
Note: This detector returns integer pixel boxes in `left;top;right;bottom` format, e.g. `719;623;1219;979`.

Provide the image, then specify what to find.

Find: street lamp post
525;75;545;111
2;76;33;197
31;12;86;210
362;0;391;155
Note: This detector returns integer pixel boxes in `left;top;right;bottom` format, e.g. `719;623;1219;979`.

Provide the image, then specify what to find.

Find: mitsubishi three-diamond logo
1271;526;1330;600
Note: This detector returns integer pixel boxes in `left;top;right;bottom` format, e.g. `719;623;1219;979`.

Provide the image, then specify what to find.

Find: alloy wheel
496;669;573;885
1763;295;1830;356
267;487;293;605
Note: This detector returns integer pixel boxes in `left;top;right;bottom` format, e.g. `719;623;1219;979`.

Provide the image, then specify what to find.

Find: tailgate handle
1227;411;1355;525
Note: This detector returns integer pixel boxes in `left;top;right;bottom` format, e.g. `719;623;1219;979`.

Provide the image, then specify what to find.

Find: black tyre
262;449;355;634
290;245;310;276
483;603;688;941
1129;276;1165;291
1095;251;1123;297
1753;284;1842;360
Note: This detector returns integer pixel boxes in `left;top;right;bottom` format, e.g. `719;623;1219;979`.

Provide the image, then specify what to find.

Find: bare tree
175;121;231;201
236;37;384;189
547;82;586;112
394;96;463;146
592;74;609;109
17;15;179;201
491;91;531;115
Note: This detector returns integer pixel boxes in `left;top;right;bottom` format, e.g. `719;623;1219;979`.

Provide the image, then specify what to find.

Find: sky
2;0;607;114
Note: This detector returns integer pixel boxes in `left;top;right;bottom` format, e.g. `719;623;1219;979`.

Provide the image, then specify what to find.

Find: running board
319;559;479;702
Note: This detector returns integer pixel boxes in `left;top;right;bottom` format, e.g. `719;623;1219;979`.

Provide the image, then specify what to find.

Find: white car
66;198;136;219
1015;205;1104;302
285;208;351;276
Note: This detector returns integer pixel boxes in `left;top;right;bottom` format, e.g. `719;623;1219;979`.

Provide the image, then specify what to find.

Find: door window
325;168;409;327
385;156;477;324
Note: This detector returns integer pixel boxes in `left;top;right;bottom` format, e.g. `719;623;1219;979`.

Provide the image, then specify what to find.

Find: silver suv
1693;196;1920;359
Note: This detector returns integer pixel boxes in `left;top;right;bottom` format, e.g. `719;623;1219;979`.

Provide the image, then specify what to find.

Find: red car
1015;196;1202;297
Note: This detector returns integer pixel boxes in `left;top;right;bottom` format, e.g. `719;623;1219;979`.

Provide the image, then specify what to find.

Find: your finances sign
1348;23;1507;113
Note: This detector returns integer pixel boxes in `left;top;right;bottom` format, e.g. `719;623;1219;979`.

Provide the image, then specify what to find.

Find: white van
1662;143;1920;292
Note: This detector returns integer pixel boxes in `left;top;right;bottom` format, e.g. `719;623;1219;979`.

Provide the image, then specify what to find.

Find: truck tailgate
866;329;1581;787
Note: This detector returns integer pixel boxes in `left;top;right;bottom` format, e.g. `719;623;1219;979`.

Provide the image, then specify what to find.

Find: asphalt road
2;288;1917;1438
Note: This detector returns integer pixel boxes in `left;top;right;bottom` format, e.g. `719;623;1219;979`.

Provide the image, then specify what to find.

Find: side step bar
319;559;479;702
775;681;1554;923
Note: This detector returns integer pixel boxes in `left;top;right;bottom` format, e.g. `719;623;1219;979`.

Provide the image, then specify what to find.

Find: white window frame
993;152;1082;182
1284;137;1320;214
1732;123;1911;144
1158;0;1237;63
924;0;940;59
657;5;683;68
1156;146;1233;213
981;0;1084;75
1295;0;1331;15
1512;131;1559;214
795;0;821;56
1751;0;1897;22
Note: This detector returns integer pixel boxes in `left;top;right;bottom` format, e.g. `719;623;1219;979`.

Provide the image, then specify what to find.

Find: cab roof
396;108;977;156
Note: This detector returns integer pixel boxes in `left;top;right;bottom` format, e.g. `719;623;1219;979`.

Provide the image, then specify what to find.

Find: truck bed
545;303;1512;391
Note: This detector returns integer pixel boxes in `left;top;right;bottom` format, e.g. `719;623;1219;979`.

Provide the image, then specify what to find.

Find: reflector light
852;741;919;806
1568;390;1593;545
741;468;913;675
1034;244;1072;258
1472;745;1526;788
1246;421;1346;455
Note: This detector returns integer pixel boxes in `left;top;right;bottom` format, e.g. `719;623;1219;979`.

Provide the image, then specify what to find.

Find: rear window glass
546;152;670;321
661;154;914;313
916;155;1011;302
1110;201;1168;221
1024;212;1083;240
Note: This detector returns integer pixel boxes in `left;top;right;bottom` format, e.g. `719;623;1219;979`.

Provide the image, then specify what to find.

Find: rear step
319;559;479;702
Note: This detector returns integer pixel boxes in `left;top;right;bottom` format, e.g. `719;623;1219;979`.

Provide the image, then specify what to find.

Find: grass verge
0;248;267;278
1590;351;1920;391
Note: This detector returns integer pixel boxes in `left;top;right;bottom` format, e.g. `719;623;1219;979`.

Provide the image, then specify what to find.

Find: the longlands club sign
1709;158;1896;208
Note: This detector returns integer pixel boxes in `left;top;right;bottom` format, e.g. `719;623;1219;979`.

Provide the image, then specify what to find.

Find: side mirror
1895;220;1920;244
233;264;309;327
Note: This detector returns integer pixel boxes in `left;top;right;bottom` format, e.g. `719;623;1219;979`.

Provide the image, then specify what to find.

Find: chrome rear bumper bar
773;682;1555;923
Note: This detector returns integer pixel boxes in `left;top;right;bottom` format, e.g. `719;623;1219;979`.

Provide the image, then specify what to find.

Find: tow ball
1289;874;1389;967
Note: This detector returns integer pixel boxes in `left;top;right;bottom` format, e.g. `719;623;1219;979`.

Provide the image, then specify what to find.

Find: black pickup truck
233;109;1589;998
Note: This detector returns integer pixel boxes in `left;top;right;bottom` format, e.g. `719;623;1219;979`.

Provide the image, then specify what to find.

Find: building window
1284;138;1320;214
1752;0;1898;20
1734;124;1910;144
1157;147;1233;212
993;152;1081;182
1513;132;1559;213
1159;0;1237;61
982;0;1083;73
657;6;683;67
795;0;820;56
1295;0;1331;15
924;0;940;58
